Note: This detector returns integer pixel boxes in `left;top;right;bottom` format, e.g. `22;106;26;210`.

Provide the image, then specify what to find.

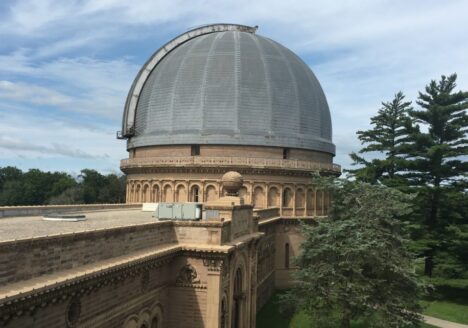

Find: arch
163;184;173;202
295;188;305;208
323;191;330;215
129;185;135;203
142;184;150;203
151;184;160;202
175;184;187;202
307;189;315;216
190;184;201;202
239;186;249;204
123;315;139;328
205;184;218;202
135;184;141;203
150;303;164;328
253;186;265;209
282;187;293;208
316;190;323;216
267;187;280;207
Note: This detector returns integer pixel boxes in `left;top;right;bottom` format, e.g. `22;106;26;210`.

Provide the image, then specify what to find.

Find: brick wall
0;221;176;286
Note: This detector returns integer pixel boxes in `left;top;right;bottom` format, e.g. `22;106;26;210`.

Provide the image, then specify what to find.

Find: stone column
204;259;224;328
292;186;297;216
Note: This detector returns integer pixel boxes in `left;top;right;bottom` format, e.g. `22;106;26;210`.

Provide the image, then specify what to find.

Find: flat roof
0;209;156;241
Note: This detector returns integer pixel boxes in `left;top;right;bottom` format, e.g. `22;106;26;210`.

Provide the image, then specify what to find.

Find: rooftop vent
42;214;87;222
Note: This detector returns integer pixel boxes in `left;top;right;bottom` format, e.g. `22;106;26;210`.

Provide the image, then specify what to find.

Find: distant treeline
0;167;126;206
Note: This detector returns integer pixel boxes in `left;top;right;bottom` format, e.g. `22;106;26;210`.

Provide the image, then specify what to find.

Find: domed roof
121;24;335;155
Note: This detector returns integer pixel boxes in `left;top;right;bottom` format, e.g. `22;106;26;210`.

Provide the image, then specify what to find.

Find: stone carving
176;264;200;285
202;258;224;272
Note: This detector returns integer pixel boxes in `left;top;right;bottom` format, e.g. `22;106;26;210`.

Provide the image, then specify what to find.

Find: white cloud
0;80;71;105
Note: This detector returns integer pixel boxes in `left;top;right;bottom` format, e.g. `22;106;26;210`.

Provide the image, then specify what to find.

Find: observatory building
120;23;339;217
0;24;339;328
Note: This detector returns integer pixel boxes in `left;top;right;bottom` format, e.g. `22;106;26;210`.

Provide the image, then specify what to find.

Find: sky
1;0;467;175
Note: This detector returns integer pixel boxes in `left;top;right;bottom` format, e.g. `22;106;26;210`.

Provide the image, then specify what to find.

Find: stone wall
0;221;175;286
132;145;333;163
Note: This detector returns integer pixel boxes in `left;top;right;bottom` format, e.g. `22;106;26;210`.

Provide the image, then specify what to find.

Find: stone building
0;24;339;328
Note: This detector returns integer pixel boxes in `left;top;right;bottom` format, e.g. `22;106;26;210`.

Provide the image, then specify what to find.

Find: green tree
348;92;413;186
281;178;424;328
406;74;467;224
405;74;468;277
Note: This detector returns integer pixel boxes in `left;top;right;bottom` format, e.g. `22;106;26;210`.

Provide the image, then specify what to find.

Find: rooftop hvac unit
154;203;202;220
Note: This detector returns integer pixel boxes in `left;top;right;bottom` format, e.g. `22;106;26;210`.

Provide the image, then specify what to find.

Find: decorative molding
0;252;176;326
202;258;224;273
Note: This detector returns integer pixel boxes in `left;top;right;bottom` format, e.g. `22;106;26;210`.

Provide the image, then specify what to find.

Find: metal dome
120;24;335;155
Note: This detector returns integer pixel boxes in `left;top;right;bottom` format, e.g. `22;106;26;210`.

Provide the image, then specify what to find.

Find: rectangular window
283;148;289;159
191;145;200;156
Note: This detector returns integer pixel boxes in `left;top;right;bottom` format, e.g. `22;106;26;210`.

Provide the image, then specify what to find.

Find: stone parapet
0;203;140;218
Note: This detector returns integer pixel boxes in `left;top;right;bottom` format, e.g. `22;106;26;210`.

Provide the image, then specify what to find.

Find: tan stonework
121;145;338;218
0;170;323;328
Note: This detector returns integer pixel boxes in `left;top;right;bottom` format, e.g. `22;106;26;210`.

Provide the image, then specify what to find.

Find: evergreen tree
281;177;424;328
405;74;468;277
406;74;467;223
348;92;413;186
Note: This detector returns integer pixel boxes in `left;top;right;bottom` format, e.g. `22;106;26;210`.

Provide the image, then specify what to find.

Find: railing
121;156;341;173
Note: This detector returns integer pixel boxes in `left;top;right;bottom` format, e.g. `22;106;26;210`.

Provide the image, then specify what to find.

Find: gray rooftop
122;24;335;154
0;209;155;241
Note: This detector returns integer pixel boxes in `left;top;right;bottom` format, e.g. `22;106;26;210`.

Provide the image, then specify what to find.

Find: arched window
253;186;265;209
282;188;293;207
164;185;173;202
191;186;200;202
268;187;279;207
285;243;290;269
206;185;217;201
152;185;159;202
176;185;187;202
142;184;149;203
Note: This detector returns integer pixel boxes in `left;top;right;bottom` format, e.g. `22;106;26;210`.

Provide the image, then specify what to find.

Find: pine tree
348;92;413;186
404;74;468;277
407;74;467;223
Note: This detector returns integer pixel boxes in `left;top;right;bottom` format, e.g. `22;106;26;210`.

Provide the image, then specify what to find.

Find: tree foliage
282;178;424;328
0;167;126;206
348;74;468;278
349;92;414;186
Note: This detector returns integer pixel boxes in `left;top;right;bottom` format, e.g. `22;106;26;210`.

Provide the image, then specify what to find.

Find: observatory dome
121;24;335;155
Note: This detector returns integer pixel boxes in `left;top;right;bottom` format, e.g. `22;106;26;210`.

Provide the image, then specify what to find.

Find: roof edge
118;23;258;139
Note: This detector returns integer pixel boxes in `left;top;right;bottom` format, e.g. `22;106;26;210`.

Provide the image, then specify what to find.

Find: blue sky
1;0;467;175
